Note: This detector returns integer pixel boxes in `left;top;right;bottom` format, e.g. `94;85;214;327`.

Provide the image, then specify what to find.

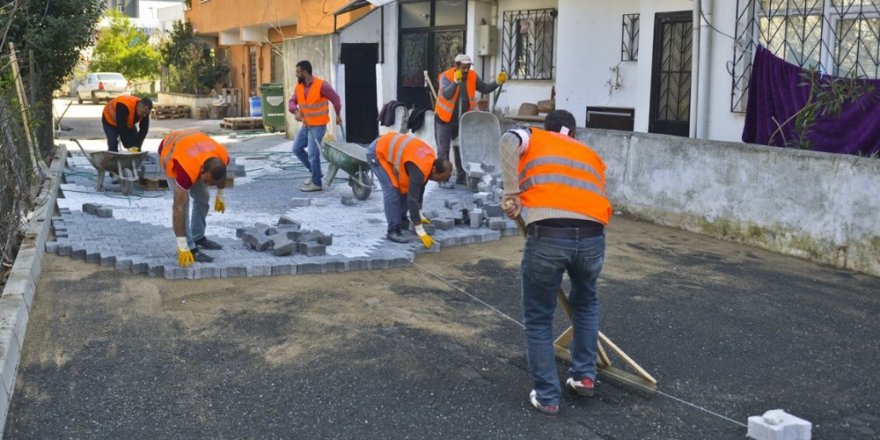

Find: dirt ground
5;213;879;439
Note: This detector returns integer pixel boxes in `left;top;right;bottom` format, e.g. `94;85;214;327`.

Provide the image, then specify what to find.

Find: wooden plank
599;332;657;384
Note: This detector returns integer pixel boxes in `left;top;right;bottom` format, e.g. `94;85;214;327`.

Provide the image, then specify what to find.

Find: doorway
342;43;379;144
649;11;692;137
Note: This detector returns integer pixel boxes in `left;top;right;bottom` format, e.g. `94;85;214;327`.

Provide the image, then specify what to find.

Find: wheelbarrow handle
68;138;101;170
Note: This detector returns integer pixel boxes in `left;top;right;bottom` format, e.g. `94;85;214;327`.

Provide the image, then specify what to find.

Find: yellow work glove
214;188;225;213
454;69;463;84
415;225;434;249
496;71;508;84
128;147;140;153
177;237;194;267
419;210;432;225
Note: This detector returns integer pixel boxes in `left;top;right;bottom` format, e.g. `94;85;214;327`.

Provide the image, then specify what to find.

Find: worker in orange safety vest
366;132;453;246
499;109;612;417
102;95;152;152
159;130;230;267
434;53;506;188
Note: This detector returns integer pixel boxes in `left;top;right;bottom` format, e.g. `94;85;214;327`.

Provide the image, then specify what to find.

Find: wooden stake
8;42;46;173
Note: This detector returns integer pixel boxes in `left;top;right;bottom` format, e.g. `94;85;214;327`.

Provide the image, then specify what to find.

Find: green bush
160;21;229;95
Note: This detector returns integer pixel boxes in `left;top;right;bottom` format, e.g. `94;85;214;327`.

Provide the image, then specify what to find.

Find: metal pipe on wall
697;0;713;139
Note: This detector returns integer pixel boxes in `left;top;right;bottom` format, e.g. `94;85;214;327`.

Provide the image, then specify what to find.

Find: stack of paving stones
137;153;163;181
238;216;331;257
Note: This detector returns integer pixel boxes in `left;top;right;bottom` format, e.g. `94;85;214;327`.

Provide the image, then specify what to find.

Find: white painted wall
700;1;747;142
556;0;640;127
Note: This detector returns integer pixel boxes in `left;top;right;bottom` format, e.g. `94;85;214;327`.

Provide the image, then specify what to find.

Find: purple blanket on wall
742;45;880;156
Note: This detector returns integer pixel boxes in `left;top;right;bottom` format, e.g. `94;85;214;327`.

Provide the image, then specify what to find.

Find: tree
160;21;229;94
91;10;160;80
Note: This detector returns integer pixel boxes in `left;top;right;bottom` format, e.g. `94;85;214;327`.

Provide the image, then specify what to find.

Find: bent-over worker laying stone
159;129;229;267
500;109;612;416
366;132;452;247
102;95;152;152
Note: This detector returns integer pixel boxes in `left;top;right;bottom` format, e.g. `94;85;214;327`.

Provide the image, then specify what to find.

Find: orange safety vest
434;68;477;123
295;77;330;126
102;95;141;128
518;128;612;225
375;132;435;195
159;129;230;184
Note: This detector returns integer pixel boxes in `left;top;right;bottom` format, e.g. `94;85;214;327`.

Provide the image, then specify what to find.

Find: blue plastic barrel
249;96;263;117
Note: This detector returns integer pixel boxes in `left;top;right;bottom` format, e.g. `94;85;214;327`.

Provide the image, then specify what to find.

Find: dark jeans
434;118;464;182
102;117;120;152
366;140;409;233
521;232;605;406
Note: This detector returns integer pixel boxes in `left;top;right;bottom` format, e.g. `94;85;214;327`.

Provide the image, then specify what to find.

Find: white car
77;72;130;104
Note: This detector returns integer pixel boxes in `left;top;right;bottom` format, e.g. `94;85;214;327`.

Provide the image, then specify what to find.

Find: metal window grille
501;8;556;80
622;13;640;61
732;0;880;112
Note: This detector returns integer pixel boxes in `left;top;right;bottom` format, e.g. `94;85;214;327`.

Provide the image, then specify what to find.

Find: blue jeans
521;232;605;406
292;124;326;186
366;140;408;233
102;118;120;152
166;178;211;249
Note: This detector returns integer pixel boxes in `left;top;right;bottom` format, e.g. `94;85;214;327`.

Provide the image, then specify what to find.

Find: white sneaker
301;182;323;192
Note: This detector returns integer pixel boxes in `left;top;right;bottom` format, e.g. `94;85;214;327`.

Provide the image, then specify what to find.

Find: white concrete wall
581;128;880;277
700;1;747;142
556;0;640;127
281;35;338;137
377;4;399;107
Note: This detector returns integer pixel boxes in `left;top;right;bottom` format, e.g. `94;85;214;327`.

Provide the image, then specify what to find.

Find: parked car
76;72;130;104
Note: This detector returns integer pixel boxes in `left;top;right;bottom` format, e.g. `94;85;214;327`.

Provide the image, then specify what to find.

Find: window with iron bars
731;0;880;112
501;8;556;80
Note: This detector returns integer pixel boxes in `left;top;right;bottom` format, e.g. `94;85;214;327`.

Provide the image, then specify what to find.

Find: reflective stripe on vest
296;77;330;126
434;68;477;123
517;128;612;225
102;95;140;128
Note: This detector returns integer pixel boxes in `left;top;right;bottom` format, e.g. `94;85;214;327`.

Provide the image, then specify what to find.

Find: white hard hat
454;54;473;64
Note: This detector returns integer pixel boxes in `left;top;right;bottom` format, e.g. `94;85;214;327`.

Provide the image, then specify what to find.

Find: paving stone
45;241;58;254
164;267;189;280
277;216;301;229
297;242;326;257
291;198;312;208
115;258;133;271
148;264;166;278
99;255;116;267
369;258;390;270
271;264;297;276
422;224;436;235
225;266;247;278
299;262;324;274
272;239;296;256
484;204;504;218
316;234;333;246
324;261;346;273
71;248;86;260
82;203;100;215
236;227;246;238
470;209;483;228
489;218;507;230
85;250;101;264
389;256;412;268
248;265;272;277
347;258;369;272
434;219;455;231
341;195;356;206
194;266;219;279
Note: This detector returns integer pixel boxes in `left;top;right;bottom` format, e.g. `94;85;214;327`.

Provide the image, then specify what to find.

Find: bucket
248;96;262;117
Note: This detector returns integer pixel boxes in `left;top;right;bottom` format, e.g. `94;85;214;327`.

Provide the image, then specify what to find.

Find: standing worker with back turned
499;110;612;417
288;60;343;192
102;95;152;152
366;132;452;245
159;130;230;267
435;53;506;187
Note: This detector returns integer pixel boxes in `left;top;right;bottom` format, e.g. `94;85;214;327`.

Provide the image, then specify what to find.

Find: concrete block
297;242;326;257
434;219;455;231
298;262;324;274
45;241;58;254
299;231;324;243
271;264;297;276
164;267;189;280
70;248;86;260
291;198;312;208
100;255;116;267
470;209;483;228
348;258;368;272
236;227;246;238
316;234;333;246
389;257;412;268
194;266;219;279
96;207;113;218
85;250;101;264
248;265;272;277
225;266;247;278
341;195;356;206
278;216;302;229
481;163;495;173
489;218;507;230
422;224;436;235
148;264;166;278
115;258;133;271
484;204;504;218
466;162;485;178
324;261;346;273
747;410;811;440
272;239;297;256
82;203;100;215
132;261;149;274
369;258;390;270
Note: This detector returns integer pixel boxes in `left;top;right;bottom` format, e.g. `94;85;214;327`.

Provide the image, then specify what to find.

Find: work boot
301;182;323;192
528;390;559;417
195;237;223;250
455;174;467;185
566;377;596;397
386;230;408;244
192;249;214;263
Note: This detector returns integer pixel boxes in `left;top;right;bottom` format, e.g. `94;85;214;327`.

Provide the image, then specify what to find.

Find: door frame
648;10;693;137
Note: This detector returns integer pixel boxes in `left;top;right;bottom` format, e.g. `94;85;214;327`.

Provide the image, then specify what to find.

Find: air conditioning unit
478;24;496;56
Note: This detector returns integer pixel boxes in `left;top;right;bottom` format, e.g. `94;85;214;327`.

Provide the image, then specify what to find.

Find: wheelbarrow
69;138;150;195
321;128;373;200
458;111;502;191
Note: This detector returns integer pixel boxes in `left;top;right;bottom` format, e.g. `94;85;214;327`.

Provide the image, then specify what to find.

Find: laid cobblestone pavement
48;141;518;280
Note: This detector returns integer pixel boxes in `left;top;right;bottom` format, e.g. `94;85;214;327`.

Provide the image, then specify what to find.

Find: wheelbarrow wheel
121;168;134;196
351;170;372;201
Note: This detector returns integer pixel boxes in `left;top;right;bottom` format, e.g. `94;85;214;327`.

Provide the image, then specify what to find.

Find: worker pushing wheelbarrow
69;138;150;195
321;127;373;200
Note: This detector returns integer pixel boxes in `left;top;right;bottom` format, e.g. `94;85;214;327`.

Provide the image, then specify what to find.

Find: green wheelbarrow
321;128;373;200
70;138;149;196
